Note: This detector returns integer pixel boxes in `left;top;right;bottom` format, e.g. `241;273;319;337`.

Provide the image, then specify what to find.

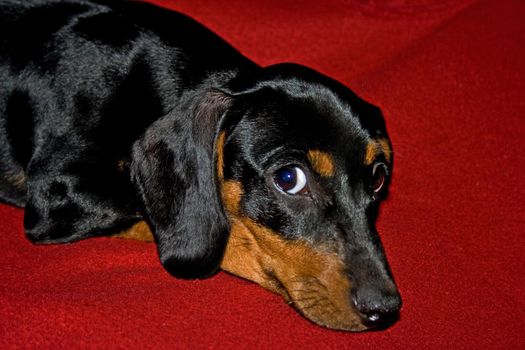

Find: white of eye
273;165;309;195
286;167;307;194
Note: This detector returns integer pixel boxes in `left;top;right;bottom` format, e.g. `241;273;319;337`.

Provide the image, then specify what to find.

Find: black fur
0;0;400;325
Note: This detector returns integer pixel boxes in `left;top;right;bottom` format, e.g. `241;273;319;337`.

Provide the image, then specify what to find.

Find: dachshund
0;0;401;331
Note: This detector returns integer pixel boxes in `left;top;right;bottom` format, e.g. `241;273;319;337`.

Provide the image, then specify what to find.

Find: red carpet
1;0;524;348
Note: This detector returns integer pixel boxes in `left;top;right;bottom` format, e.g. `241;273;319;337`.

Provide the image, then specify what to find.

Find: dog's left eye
273;166;308;195
372;162;388;194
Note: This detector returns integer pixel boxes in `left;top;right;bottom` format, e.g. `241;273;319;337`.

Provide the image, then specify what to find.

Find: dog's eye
372;163;387;194
273;166;308;195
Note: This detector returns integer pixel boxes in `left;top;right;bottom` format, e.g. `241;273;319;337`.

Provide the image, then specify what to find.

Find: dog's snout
351;285;402;329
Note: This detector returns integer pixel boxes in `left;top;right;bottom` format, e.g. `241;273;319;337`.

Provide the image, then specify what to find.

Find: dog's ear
131;89;234;279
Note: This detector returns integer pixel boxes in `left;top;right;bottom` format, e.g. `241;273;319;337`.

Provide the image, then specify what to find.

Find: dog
0;0;401;331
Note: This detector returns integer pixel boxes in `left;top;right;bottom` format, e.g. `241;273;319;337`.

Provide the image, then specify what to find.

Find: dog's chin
295;307;369;332
291;299;369;331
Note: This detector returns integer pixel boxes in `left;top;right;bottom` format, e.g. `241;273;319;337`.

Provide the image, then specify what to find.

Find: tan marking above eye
365;142;379;166
377;138;392;163
307;150;335;177
365;138;392;165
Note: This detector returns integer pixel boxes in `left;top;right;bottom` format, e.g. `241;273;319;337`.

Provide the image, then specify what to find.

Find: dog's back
0;0;253;207
1;1;82;205
0;0;113;206
0;0;253;240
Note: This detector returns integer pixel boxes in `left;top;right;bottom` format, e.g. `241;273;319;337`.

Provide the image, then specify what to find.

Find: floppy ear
131;89;234;279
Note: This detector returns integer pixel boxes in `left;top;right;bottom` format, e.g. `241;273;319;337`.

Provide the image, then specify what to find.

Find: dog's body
0;0;401;331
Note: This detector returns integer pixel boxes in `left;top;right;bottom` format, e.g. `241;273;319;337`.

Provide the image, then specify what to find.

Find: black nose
351;285;402;329
360;308;400;329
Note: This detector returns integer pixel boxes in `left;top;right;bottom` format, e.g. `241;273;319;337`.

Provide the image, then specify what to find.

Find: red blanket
1;0;524;348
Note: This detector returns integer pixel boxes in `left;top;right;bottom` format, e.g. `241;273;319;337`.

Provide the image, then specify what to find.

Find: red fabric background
1;0;524;348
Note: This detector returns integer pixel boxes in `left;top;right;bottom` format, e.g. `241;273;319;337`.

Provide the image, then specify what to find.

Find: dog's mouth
220;216;376;332
270;271;369;331
264;271;401;331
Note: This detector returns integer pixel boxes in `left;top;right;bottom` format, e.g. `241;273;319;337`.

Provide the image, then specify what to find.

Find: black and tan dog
0;0;401;331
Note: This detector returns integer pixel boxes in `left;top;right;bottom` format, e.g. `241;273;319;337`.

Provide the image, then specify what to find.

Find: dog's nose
360;308;400;329
351;285;402;329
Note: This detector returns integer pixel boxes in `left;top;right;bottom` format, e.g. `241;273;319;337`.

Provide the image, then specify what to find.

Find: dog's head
132;63;401;331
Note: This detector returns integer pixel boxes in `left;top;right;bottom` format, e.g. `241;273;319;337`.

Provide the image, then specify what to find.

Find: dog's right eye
273;166;308;195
